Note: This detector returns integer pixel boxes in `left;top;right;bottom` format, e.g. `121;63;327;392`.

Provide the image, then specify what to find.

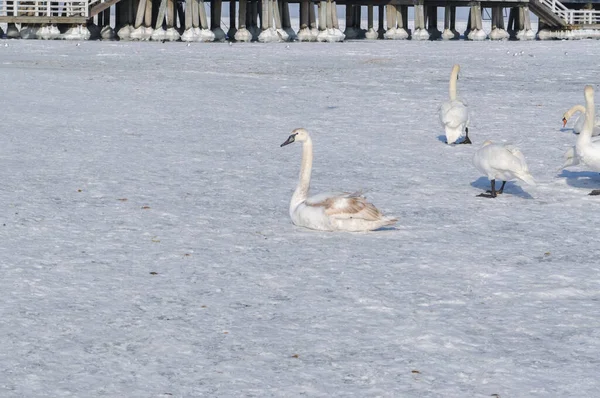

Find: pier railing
0;0;90;21
537;0;600;25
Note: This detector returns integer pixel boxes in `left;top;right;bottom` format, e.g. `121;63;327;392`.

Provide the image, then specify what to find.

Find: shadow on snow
470;177;534;199
558;169;600;190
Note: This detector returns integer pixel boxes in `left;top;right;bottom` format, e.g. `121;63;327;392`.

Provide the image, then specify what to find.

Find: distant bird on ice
473;141;535;198
562;104;600;136
280;128;397;231
573;85;600;195
439;64;471;145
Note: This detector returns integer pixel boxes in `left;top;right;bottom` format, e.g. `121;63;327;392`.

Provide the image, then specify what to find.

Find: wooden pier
1;0;600;40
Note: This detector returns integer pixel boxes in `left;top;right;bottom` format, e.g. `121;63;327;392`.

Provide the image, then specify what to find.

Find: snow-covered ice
1;39;600;397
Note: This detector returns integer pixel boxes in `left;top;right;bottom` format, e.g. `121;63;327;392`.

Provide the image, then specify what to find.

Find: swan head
562;116;568;127
280;128;310;147
585;85;594;103
452;64;460;80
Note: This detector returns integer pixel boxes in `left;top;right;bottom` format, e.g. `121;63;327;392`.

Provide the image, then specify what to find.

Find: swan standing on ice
439;64;471;145
574;86;600;195
472;140;536;198
562;105;600;136
280;128;397;231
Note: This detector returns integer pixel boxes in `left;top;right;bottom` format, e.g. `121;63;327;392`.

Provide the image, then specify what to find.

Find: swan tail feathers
517;172;536;186
382;217;398;226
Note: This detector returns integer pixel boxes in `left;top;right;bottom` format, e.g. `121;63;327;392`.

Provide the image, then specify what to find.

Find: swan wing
440;99;469;128
307;191;383;221
504;145;529;169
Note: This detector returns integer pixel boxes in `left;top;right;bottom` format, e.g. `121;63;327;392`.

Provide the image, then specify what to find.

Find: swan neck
579;93;595;145
449;67;458;101
565;105;586;120
291;137;313;207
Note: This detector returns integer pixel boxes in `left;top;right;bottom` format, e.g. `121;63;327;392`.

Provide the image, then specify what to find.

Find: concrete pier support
181;0;214;41
365;4;377;39
130;0;153;40
309;2;319;39
297;0;313;40
353;5;363;38
228;0;237;39
516;5;535;40
150;0;168;40
377;5;385;39
466;3;486;40
248;0;260;40
413;2;429;40
116;0;132;40
426;6;441;39
234;0;252;41
281;1;297;40
489;6;509;40
384;4;409;39
100;7;116;40
6;23;20;39
344;5;360;39
442;6;459;39
211;0;226;41
257;0;291;41
316;0;344;42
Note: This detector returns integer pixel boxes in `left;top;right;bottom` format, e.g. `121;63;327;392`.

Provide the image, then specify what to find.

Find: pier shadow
470;177;534;199
558;170;600;190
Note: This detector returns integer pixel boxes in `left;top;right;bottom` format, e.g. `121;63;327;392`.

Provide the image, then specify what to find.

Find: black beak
280;134;296;147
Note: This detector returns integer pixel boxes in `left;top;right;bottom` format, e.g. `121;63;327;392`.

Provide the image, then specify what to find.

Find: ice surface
1;39;600;397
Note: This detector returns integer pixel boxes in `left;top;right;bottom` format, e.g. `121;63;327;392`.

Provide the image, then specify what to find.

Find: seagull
186;43;190;47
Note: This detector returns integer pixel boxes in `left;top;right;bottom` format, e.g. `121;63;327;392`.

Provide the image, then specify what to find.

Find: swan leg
498;181;506;194
478;179;497;198
487;180;506;195
460;127;472;145
589;190;600;196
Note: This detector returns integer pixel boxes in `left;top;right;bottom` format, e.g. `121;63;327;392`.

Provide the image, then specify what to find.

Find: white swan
562;104;600;136
559;138;600;170
472;140;536;198
560;146;580;170
280;128;397;231
574;85;600;195
439;64;471;145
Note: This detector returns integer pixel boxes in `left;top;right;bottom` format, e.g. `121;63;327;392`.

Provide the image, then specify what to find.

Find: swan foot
478;179;501;198
589;190;600;196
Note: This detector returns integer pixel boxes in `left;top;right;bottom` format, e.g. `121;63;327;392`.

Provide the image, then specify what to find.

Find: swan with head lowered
472;140;535;198
562;104;600;136
439;64;471;145
280;128;397;231
574;85;600;195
